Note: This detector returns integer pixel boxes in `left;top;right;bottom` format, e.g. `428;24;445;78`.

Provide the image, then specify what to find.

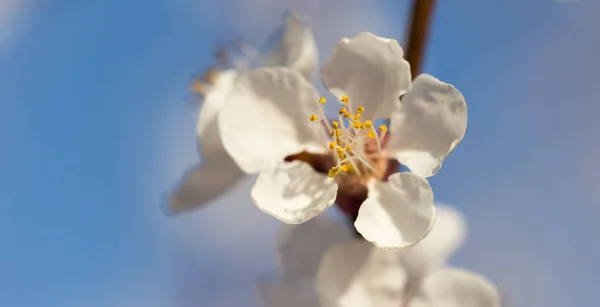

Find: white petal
411;268;502;307
399;205;467;278
218;67;328;174
258;278;320;307
316;240;408;307
164;158;245;216
277;214;352;280
262;12;318;80
354;172;435;250
387;74;467;178
163;70;244;215
196;70;238;157
321;32;411;120
251;160;338;224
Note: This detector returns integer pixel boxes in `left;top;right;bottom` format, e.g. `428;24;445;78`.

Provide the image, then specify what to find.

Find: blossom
315;205;502;307
258;214;352;307
218;32;467;249
164;13;318;215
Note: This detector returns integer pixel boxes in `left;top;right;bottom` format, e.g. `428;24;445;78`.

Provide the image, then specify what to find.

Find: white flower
315;205;502;307
163;13;318;215
258;214;352;307
258;278;321;307
218;32;467;249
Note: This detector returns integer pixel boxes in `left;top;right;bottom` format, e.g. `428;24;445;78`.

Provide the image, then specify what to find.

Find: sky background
1;0;599;307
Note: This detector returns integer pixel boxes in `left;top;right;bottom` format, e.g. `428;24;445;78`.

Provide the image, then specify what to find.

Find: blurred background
1;0;599;306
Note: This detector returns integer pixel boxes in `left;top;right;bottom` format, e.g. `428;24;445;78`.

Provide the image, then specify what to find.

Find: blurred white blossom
163;12;317;215
258;214;353;307
257;205;500;307
315;205;502;307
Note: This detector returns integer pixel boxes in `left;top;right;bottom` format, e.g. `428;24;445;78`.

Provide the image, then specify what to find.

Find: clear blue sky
1;1;598;307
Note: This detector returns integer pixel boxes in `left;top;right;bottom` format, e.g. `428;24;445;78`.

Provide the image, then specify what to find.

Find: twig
405;0;438;77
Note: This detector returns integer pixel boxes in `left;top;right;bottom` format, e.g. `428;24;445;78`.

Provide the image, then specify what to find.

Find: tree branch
405;0;438;77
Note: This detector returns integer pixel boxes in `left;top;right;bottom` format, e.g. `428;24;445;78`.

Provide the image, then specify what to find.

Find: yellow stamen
204;69;220;84
328;166;340;177
190;80;204;93
307;94;385;180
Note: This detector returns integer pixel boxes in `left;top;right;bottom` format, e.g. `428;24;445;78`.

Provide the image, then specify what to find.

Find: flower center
309;95;388;181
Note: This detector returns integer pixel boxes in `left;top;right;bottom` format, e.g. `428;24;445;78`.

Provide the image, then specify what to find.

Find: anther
309;114;318;121
190;81;204;93
328;166;340;177
341;95;349;103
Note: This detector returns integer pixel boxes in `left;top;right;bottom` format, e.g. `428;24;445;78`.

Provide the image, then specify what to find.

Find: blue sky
1;1;599;307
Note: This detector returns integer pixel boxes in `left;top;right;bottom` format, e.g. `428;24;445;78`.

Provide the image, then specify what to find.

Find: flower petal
315;240;408;307
277;214;352;280
262;12;318;80
411;268;502;307
258;278;320;307
251;160;338;224
163;70;244;215
387;74;467;178
196;70;239;158
399;205;467;279
354;172;435;250
321;32;411;120
218;67;328;174
164;158;245;216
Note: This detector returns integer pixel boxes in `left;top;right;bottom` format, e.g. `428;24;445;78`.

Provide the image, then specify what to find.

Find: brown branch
404;0;438;77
